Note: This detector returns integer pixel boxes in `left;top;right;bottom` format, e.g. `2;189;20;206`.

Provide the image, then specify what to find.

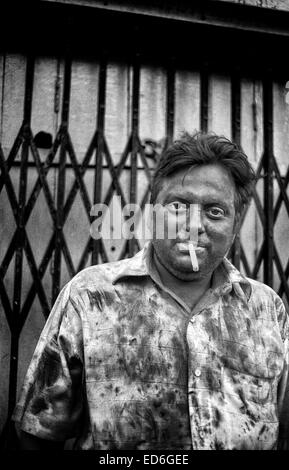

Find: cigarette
189;242;199;272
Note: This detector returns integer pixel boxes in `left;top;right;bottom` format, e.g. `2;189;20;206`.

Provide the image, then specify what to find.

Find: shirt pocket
223;366;278;407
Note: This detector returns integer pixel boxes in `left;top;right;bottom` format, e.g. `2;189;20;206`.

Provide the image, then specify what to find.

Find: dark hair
150;131;256;214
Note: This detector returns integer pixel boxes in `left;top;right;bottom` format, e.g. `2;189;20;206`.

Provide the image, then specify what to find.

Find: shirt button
194;368;202;377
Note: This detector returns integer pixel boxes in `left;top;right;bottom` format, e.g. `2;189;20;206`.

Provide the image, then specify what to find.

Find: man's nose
187;206;205;234
177;223;191;241
197;211;205;234
177;211;204;240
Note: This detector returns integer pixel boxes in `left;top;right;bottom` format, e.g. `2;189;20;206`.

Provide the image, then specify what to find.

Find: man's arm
19;430;65;450
13;285;84;447
277;337;289;450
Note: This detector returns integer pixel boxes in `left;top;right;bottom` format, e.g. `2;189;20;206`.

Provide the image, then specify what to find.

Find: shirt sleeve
12;282;84;442
276;297;289;449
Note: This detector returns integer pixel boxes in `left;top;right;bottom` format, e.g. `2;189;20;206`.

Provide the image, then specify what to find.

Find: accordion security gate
1;9;289;447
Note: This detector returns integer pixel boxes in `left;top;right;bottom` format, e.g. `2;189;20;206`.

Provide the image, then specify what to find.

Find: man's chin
167;261;204;279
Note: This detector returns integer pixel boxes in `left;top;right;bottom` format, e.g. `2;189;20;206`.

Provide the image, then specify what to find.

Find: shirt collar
112;241;251;303
111;242;151;284
212;257;251;304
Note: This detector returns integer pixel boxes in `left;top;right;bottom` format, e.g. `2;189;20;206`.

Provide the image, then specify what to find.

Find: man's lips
176;242;207;252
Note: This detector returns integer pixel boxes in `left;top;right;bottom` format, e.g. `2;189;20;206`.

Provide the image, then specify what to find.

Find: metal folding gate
1;0;289;448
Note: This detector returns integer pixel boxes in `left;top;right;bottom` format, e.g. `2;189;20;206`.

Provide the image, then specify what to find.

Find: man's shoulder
247;277;278;295
69;257;131;292
244;278;289;340
246;277;286;311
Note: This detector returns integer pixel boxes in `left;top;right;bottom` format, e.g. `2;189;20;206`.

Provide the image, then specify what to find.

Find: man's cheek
208;222;234;240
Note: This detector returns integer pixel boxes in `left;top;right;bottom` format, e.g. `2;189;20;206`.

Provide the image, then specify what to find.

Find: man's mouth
176;242;206;252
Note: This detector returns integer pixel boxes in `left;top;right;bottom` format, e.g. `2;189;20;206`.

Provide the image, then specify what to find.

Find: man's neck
152;252;212;310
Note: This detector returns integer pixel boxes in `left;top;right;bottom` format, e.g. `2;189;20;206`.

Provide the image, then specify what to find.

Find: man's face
152;163;238;281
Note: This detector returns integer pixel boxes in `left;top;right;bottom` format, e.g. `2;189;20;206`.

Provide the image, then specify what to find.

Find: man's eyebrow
162;193;230;206
162;192;195;204
163;195;190;204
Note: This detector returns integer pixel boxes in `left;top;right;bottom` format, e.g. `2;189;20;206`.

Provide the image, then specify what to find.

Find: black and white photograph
1;0;289;455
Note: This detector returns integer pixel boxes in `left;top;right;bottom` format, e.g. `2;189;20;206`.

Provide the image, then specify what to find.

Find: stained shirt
13;242;289;450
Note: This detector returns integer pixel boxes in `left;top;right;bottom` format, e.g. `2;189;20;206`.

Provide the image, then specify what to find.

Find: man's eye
166;202;187;213
207;207;225;218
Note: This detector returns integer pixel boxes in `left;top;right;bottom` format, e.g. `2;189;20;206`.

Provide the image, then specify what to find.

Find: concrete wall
1;52;289;433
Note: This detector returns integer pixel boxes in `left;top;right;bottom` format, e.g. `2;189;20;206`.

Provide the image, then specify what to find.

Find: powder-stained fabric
13;243;289;449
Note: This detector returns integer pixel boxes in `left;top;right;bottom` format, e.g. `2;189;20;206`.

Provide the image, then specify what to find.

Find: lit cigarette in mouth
189;242;199;272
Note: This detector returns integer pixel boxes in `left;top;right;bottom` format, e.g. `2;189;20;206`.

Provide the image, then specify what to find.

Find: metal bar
22;232;50;318
7;160;150;171
0;231;18;279
252;242;265;279
57;131;131;226
118;238;130;261
166;59;175;146
255;150;266;181
19;235;56;331
23;57;34;123
231;70;241;269
102;137;127;207
77;238;92;272
65;133;92;217
274;164;289;222
23;129;62;225
92;60;106;265
0;277;13;331
0;127;24;193
63;129;97;221
139;185;151;211
89;134;131;207
136;136;153;186
281;255;289;300
52;55;71;303
200;65;209;133
272;162;289;304
272;156;289;221
8;55;34;423
78;235;109;271
0;145;20;222
0;148;20;331
129;58;140;257
18;227;75;331
29;135;58;223
273;244;289;302
252;185;266;228
263;74;274;287
99;238;109;264
28;132;75;280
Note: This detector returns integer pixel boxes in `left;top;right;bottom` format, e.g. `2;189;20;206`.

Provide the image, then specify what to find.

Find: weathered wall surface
213;0;289;12
1;52;289;433
43;0;289;13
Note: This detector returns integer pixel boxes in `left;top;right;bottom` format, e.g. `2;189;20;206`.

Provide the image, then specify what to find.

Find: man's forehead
156;164;236;202
158;177;235;203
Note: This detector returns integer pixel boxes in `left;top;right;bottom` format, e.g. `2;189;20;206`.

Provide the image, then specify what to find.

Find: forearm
277;343;289;449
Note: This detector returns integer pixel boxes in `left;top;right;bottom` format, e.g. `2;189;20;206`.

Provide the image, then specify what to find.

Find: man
13;132;289;449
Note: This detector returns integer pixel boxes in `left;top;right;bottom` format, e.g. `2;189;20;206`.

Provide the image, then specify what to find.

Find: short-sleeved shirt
13;242;289;449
